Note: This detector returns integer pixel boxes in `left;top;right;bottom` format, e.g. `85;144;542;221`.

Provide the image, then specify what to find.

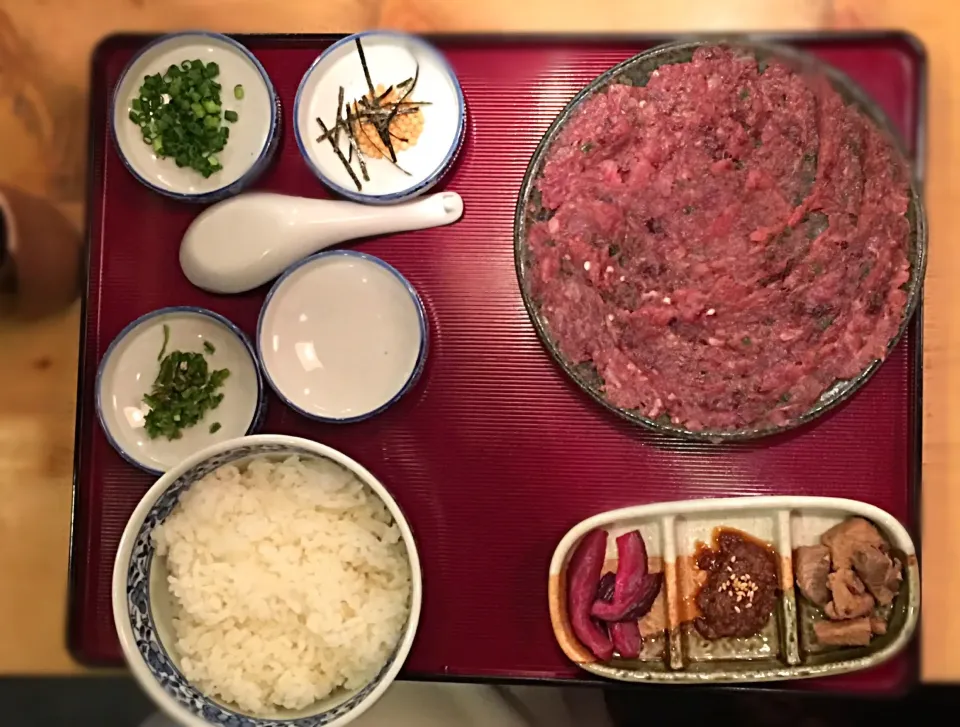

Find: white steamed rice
152;455;412;715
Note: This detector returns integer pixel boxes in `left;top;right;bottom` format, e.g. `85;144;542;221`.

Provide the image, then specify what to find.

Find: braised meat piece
851;547;902;606
824;569;875;620
870;616;888;636
814;617;873;647
820;518;886;570
794;544;831;606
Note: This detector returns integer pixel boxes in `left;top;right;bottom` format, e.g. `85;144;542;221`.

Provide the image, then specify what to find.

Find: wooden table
1;0;957;682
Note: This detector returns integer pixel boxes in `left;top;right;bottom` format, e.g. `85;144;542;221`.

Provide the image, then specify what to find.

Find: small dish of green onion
96;306;264;474
112;32;279;202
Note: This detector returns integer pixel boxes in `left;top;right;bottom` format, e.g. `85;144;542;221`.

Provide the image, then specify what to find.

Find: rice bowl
113;435;422;727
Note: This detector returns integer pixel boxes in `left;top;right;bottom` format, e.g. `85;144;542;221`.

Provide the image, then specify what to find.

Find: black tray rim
69;29;925;697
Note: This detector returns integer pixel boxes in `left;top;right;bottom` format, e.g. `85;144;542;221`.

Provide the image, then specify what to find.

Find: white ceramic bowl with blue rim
112;31;280;202
96;306;265;474
257;250;428;423
294;31;466;204
112;434;423;727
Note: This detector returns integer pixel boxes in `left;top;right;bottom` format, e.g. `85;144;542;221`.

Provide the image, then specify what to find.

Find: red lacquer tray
71;32;926;694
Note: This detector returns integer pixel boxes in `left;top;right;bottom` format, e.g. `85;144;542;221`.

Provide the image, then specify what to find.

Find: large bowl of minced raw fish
112;434;421;727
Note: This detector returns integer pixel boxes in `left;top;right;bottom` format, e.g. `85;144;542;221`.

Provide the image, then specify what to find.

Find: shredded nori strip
317;116;363;191
379;63;420;163
157;324;170;361
333;86;344;147
356;37;377;102
343;104;369;181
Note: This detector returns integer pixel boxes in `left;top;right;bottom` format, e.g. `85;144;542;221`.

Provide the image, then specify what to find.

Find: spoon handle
302;191;464;240
180;191;464;294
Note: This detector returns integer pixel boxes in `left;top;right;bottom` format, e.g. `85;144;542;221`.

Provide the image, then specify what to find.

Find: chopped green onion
127;58;235;178
157;324;170;361
142;349;230;441
234;84;244;100
209;422;222;434
203;340;216;354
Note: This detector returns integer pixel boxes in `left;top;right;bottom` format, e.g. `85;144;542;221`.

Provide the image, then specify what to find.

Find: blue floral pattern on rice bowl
124;442;408;727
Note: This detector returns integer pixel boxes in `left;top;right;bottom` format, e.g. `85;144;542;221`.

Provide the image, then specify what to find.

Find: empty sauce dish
97;307;264;473
257;251;427;422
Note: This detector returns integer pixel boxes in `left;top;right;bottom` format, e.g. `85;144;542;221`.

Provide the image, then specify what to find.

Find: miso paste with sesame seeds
693;528;779;639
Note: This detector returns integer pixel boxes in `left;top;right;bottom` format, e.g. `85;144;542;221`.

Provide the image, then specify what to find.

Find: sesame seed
746;603;753;609
584;261;591;271
619;275;626;282
734;606;741;613
606;265;614;273
730;556;736;563
706;308;716;316
607;314;614;322
663;296;672;304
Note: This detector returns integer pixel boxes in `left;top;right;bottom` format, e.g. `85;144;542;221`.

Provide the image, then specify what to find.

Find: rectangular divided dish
548;497;918;683
73;32;925;694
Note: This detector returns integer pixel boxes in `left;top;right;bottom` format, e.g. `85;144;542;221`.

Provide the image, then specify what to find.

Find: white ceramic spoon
180;190;464;293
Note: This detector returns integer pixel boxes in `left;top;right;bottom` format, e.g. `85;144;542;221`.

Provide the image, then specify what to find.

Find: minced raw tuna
526;46;912;432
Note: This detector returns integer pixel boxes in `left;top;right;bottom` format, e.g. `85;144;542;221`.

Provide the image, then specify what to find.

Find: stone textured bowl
514;39;927;442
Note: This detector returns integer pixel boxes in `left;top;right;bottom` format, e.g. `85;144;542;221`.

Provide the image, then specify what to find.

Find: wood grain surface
0;0;957;681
